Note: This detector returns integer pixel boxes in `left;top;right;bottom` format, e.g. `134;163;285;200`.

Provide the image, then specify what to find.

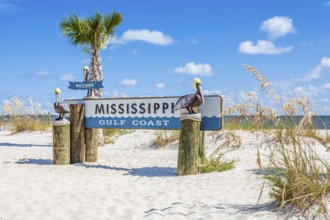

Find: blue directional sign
64;95;222;130
68;80;104;90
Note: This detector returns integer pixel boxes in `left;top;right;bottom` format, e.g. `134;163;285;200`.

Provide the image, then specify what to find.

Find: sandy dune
1;130;326;220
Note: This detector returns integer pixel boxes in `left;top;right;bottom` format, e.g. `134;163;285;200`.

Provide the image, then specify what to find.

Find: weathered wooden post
70;104;85;163
83;96;99;162
85;128;98;162
177;113;201;176
53;120;70;164
199;130;206;161
83;96;103;149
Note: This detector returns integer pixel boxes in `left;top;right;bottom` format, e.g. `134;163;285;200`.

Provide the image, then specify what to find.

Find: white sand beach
0;130;329;220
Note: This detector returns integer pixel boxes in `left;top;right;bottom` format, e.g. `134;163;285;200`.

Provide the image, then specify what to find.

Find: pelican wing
190;94;203;107
60;103;71;113
174;94;197;110
54;103;70;114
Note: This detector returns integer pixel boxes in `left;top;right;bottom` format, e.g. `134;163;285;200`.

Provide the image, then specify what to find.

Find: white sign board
64;95;222;130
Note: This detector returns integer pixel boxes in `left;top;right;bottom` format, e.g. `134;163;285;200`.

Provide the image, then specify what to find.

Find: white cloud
300;57;330;81
174;62;213;76
301;65;322;81
308;85;321;95
110;29;174;46
203;89;223;95
239;40;293;55
119;79;138;86
294;85;321;96
273;80;293;90
326;1;330;6
321;57;330;68
321;83;330;90
155;83;165;88
294;86;304;93
36;71;50;77
260;16;296;39
60;73;75;81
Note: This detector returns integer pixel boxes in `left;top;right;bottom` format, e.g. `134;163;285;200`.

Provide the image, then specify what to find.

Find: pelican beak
196;83;202;91
83;69;88;82
196;83;204;99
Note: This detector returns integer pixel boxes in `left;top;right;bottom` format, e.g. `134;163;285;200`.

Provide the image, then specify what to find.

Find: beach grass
103;128;132;144
239;65;330;216
263;128;330;214
1;97;51;133
2;65;330;217
153;130;180;148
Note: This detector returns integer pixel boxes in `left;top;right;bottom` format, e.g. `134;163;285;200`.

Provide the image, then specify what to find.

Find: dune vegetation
1;64;330;217
1;97;51;133
152;64;330;217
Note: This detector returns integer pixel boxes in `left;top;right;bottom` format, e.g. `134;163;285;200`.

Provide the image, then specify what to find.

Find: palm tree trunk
89;49;103;97
89;48;104;146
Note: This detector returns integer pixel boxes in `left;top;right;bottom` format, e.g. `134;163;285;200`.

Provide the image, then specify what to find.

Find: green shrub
263;128;330;213
200;153;235;173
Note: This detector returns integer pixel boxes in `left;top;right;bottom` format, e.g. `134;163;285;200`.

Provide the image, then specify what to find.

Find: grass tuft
236;64;330;216
103;129;132;144
200;153;235;173
1;97;51;133
153;130;180;148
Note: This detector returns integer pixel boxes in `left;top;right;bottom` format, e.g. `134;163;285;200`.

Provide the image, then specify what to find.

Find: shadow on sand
145;201;278;218
16;158;53;165
78;164;177;177
0;142;52;148
13;159;176;177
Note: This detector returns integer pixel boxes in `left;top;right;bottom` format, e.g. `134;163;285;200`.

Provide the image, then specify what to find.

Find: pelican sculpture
174;78;204;114
83;66;89;82
54;88;70;121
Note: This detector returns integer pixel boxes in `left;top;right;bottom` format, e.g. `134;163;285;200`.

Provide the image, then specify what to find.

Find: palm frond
104;12;123;36
60;12;122;51
59;15;89;47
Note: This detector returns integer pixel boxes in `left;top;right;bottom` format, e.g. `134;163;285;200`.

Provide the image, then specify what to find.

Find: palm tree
60;12;122;146
59;12;123;97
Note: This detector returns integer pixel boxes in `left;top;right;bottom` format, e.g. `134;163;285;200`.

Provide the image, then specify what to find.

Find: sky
1;0;330;114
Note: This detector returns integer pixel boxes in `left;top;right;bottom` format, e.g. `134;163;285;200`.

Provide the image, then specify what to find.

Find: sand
0;129;328;220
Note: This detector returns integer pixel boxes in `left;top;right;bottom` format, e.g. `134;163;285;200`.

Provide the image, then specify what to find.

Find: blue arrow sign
68;81;104;90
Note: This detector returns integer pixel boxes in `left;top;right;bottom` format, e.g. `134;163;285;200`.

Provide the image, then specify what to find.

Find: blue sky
1;0;330;114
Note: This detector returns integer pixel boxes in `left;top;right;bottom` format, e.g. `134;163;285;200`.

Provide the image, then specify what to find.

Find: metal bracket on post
180;113;201;122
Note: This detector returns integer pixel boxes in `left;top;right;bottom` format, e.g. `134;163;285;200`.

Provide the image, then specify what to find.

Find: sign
64;95;222;130
68;80;104;90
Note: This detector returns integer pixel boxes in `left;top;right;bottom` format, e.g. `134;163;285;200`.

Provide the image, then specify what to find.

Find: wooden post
53;120;70;165
70;104;85;164
85;128;98;162
177;113;201;176
199;130;206;161
83;96;104;146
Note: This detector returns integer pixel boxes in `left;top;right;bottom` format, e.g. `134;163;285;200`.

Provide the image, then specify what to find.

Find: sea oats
243;64;273;95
